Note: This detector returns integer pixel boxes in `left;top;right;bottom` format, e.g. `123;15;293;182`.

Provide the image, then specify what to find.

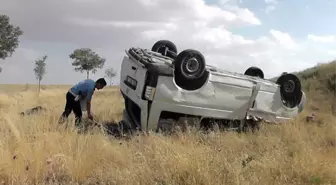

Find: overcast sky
0;0;335;85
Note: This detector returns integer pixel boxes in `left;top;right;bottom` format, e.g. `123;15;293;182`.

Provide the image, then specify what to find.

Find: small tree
0;14;23;60
69;48;106;79
105;67;117;86
34;55;47;93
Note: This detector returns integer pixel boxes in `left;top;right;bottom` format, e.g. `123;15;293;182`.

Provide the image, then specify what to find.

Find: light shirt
70;79;96;101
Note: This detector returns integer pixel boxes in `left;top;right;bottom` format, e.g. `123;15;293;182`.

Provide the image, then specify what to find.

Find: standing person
59;78;107;127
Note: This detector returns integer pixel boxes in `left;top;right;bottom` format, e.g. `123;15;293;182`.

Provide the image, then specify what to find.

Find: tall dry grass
0;85;335;185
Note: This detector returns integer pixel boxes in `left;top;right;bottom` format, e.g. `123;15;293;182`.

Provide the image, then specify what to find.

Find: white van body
119;46;306;132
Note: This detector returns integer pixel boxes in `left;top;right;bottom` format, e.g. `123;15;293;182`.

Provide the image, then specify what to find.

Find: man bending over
59;78;107;127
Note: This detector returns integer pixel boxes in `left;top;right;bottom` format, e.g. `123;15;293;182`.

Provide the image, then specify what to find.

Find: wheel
151;40;177;59
276;73;302;108
174;49;206;80
244;66;264;79
173;49;208;90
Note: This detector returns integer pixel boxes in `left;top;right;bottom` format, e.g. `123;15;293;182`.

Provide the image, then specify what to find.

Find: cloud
327;50;336;56
307;34;336;43
0;0;333;84
0;47;42;83
264;0;278;13
270;29;298;50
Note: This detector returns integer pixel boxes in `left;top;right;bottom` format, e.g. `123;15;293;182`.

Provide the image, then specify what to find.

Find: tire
173;49;208;90
151;40;177;59
244;66;264;79
174;49;206;80
276;73;302;108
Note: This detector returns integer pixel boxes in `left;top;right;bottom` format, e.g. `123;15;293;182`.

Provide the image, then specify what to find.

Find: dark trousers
59;92;82;126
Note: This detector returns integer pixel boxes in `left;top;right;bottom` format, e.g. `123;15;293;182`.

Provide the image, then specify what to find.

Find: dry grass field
0;62;335;185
